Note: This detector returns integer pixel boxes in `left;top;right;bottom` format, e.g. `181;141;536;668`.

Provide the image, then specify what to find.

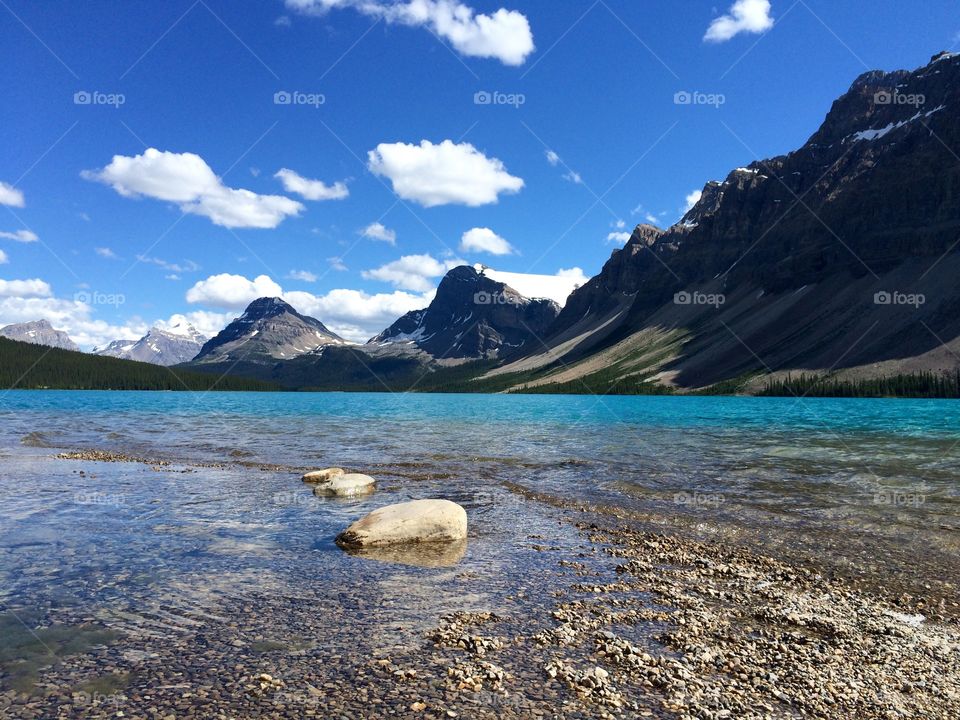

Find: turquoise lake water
2;390;958;540
0;390;958;699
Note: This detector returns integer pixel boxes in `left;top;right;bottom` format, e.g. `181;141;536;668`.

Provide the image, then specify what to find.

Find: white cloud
684;189;703;213
286;0;535;66
361;221;397;245
0;182;24;207
644;213;659;225
544;150;584;185
275;14;292;27
606;231;631;245
0;283;227;350
287;269;318;282
460;227;516;256
0;250;7;265
95;247;118;259
704;0;774;42
286;287;434;342
0;229;38;243
479;266;587;306
83;148;304;229
137;255;200;273
185;187;304;229
362;253;464;292
546;150;583;185
183;271;434;342
367;139;523;207
185;273;284;309
0;278;52;298
274;168;349;201
328;256;348;272
0;294;149;349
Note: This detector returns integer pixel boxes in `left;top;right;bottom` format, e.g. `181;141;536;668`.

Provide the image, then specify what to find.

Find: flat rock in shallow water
312;473;375;497
301;467;345;483
336;499;467;548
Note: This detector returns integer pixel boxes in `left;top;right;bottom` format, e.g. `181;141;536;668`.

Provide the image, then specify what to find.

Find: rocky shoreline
2;448;958;719
3;504;958;718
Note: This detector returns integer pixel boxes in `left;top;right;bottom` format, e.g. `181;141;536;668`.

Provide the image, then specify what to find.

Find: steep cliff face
499;52;960;389
370;265;560;359
553;224;664;326
193;297;345;364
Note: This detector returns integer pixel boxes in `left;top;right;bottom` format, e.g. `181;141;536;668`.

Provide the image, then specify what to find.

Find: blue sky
1;0;957;347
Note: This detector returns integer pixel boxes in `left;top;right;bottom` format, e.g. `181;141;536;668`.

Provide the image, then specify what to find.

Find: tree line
759;371;960;398
0;338;278;391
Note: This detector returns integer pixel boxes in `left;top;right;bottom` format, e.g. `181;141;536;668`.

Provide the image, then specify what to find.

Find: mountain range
482;50;960;393
94;322;207;367
5;52;960;394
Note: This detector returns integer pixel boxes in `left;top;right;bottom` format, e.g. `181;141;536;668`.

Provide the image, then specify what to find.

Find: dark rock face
535;52;960;382
94;324;207;366
370;265;561;359
553;224;665;328
0;320;79;351
193;297;345;364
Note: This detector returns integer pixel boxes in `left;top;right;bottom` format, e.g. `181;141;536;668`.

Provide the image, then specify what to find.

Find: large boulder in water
336;499;467;548
313;473;376;497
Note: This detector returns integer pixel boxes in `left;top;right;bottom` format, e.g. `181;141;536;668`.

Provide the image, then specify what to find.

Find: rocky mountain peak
240;296;298;321
0;319;80;351
677;181;724;229
807;52;956;148
629;224;665;246
369;265;560;359
193;296;344;364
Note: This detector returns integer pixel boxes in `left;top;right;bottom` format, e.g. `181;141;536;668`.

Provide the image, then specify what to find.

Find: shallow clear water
3;390;958;520
0;390;958;703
